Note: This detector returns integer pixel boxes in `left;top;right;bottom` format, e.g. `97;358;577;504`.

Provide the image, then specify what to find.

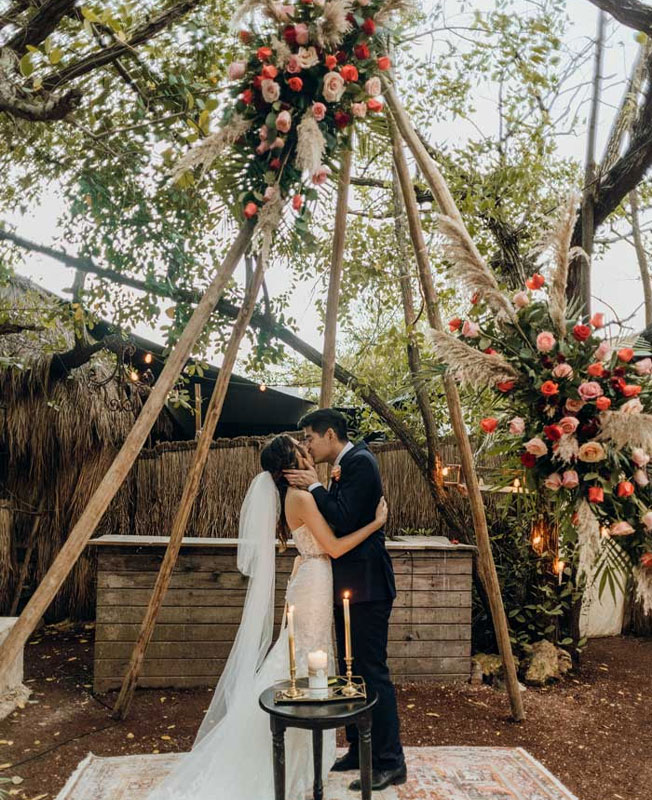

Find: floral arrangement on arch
430;196;652;598
173;0;412;236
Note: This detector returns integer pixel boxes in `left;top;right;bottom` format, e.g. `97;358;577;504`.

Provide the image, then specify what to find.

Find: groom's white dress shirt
308;441;354;493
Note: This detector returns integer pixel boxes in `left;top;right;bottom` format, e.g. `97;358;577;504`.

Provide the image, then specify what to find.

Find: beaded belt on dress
300;553;330;561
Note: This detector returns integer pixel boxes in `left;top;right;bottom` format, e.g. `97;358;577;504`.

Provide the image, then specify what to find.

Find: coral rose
261;79;281;103
632;448;650;468
496;380;515;393
622;384;642;397
641;552;652;569
276;109;292;132
525;437;548;457
540;380;559;396
241;88;254;104
509;417;525;435
288;76;303;91
325;54;337;70
462;320;480;338
365;76;381;96
312;102;326;121
588;486;604;503
536;331;556;352
596;396;611;410
377;55;391;70
618;347;634;362
480;417;498;434
578;442;606;462
292;194;303;211
610;521;635;536
590;312;605;328
322;71;345;102
573;324;592;342
257;46;273;61
448;317;462;332
340;64;359;82
367;98;383;112
544;473;563;491
617;481;635;498
559;416;579;435
587;363;605;377
513;290;529;308
635;357;652;375
562;470;579;489
525;273;545;290
578;381;603;401
262;64;278;79
243;202;258;219
553;363;573;379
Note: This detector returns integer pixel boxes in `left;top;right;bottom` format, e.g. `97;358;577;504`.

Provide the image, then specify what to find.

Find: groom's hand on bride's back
284;464;319;489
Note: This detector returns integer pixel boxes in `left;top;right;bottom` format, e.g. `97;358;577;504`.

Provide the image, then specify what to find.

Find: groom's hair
299;408;349;442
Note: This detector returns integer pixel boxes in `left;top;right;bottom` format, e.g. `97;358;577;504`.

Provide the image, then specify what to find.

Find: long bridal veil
146;471;281;800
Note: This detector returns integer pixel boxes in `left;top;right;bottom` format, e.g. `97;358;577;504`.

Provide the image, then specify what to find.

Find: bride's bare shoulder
285;487;317;511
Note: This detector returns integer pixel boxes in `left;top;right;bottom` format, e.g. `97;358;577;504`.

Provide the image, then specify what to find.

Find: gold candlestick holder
281;661;305;700
341;655;358;697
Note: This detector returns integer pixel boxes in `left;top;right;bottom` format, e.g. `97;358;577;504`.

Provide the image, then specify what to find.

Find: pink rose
594;341;611;361
632;448;650;468
552;363;573;379
509;417;525;435
294;22;309;44
565;398;585;413
312;101;326;121
525;437;548;457
634;469;649;487
351;102;367;118
365;76;381;97
255;141;269;155
322;71;345;102
461;320;480;338
263;185;278;203
578;441;606;462
312;165;330;184
562;470;579;489
558;416;579;435
259;124;269;141
261;79;280;103
635;357;652;376
271;136;285;149
578;381;603;401
297;46;319;69
642;511;652;531
536;331;556;352
621;398;643;414
276;109;292;133
610;521;635;536
286;54;302;74
513;291;529;309
228;61;246;80
544;473;563;491
357;0;370;5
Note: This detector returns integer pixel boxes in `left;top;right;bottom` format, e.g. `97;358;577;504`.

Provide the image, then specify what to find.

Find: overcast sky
6;1;646;372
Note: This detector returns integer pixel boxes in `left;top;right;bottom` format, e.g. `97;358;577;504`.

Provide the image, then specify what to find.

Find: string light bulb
144;352;153;364
129;370;139;382
513;478;521;489
259;382;267;392
442;466;450;477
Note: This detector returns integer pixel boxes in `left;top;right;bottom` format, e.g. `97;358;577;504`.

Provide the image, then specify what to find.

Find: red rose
497;380;515;393
283;25;297;44
480;417;498;434
366;98;383;112
521;453;537;468
292;194;303;211
541;380;559;396
243;201;258;219
242;88;254;104
288;76;303;91
587;363;604;377
239;30;252;44
470;291;480;305
544;424;563;441
614;366;626;377
354;43;370;60
573;324;592;342
362;18;376;35
596;396;611;410
641;553;652;570
270;157;281;170
618;348;635;362
617;481;635;498
325;54;337;70
334;111;351;129
525;273;545;290
622;384;642;397
252;75;263;89
611;377;626;392
336;50;347;64
262;64;278;79
588;486;604;504
484;348;498;355
448;317;462;332
340;64;359;82
377;55;391;70
257;46;272;61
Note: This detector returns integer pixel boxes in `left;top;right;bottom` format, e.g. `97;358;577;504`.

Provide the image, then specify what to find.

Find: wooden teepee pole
112;248;267;719
386;101;525;722
320;147;352;408
0;220;255;683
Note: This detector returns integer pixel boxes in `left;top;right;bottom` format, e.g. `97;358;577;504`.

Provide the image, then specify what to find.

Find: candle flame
343;591;350;600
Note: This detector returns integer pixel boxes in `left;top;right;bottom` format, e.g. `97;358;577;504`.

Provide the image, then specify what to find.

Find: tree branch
587;0;652;35
6;0;77;54
0;322;44;336
48;333;125;379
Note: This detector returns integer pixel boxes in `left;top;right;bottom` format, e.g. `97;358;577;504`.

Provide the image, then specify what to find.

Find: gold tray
273;676;366;705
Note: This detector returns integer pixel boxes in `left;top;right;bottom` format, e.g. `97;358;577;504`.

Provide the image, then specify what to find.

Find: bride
146;434;387;800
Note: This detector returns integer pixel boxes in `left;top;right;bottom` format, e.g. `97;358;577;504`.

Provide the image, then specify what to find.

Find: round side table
259;680;378;800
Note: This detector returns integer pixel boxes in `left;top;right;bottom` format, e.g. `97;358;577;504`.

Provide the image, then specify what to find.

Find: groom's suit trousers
334;599;404;771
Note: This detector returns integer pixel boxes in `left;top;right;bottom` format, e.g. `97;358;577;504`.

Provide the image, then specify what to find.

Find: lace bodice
291;524;328;558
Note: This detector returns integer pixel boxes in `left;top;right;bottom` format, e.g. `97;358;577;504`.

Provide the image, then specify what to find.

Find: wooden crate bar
90;535;474;692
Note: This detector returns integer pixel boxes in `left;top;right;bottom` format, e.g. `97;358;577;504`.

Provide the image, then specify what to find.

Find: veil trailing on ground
195;470;279;742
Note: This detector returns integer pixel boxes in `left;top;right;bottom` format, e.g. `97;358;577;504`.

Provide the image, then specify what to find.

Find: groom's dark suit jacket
310;441;396;605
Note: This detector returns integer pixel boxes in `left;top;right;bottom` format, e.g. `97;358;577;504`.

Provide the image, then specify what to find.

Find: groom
285;408;406;791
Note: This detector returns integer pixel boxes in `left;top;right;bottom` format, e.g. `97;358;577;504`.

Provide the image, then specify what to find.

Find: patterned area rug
56;747;578;800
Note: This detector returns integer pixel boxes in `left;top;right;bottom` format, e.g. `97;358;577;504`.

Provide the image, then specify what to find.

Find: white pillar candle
343;591;352;661
308;649;328;692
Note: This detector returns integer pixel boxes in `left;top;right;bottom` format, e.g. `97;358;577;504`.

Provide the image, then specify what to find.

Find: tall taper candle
287;604;296;669
343;591;351;661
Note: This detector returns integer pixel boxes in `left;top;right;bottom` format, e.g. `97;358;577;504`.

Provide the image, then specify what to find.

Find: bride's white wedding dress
146;473;336;800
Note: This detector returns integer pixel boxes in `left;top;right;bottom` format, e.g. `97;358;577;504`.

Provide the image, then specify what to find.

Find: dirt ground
0;623;650;800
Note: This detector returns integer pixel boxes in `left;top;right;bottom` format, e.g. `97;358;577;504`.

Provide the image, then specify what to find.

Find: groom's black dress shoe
330;751;359;772
348;764;408;791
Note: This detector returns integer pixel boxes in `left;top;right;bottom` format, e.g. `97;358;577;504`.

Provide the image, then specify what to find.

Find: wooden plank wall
93;544;472;692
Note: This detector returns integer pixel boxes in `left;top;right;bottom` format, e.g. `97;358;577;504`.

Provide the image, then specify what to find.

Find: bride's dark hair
260;434;300;548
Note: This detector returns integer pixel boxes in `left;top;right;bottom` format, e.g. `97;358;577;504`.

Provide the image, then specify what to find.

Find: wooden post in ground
320;147;352;409
0;220;255;683
386;97;525;722
111;250;267;719
9;501;45;616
